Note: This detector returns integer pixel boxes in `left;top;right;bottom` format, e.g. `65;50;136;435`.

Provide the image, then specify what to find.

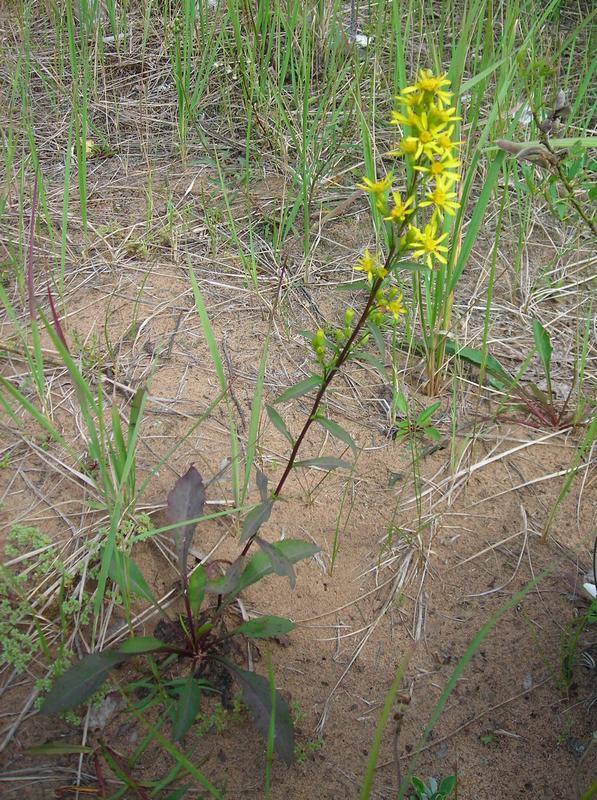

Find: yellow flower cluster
375;286;406;320
354;69;463;274
391;69;462;268
354;248;388;283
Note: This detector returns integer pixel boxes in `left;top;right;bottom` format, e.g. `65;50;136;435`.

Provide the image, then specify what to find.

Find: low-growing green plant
410;775;456;800
40;466;319;768
294;734;325;765
448;316;591;430
392;396;443;446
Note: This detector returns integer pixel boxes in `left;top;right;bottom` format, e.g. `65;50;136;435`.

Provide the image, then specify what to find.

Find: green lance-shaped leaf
335;279;371;291
255;467;269;502
172;673;202;742
532;319;553;380
438;776;457;796
166;466;206;577
110;403;127;483
366;319;386;360
444;340;512;390
256;536;297;589
221;661;295;764
233;616;296;639
353;350;389;381
313;415;357;455
40;637;170;715
205;555;246;595
266;405;294;445
294;456;351;470
232;540;319;596
206;540;320;600
239;499;273;544
273;375;322;404
26;743;94;756
108;550;156;604
40;652;127;715
117;637;170;655
188;564;207;617
416;401;441;426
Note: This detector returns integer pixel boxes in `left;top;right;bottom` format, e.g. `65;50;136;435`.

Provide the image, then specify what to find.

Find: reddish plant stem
240;266;386;558
240;176;418;558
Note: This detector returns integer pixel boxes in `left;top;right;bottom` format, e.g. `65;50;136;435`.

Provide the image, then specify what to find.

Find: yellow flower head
385;288;407;320
419;178;461;218
433;125;462;155
414;152;461;184
430;103;461;126
391;107;419;128
395;88;424;109
413;69;453;106
409;222;449;268
354;249;388;283
376;287;406;321
384;192;415;224
356;173;394;195
389;137;420;158
411;111;447;160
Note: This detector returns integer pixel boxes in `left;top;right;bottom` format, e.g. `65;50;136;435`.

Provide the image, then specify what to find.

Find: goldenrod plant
358;69;466;396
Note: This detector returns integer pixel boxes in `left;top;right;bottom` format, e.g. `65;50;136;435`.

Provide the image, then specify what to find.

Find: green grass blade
358;651;411;800
397;568;552;798
189;265;241;505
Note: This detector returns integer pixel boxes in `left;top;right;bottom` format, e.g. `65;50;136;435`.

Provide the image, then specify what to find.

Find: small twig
531;110;597;236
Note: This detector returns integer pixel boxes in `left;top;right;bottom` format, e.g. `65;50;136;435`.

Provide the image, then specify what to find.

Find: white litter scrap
351;33;371;48
583;581;597;600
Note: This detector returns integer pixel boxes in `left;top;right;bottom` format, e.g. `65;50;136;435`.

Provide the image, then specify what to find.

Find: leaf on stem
40;652;126;715
532;320;552;380
117;637;170;655
266;405;294;445
239;499;273;544
366;320;386;360
256;536;297;588
444;341;512;390
416;401;441;426
294;456;351;471
172;674;202;742
314;415;357;455
273;375;322;404
221;661;295;764
108;550;156;604
233;615;296;639
211;540;320;600
255;467;269;502
167;466;206;578
188;564;207;617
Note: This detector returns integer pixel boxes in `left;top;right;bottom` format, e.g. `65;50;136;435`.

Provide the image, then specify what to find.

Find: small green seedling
448;319;585;430
410;774;456;800
392;394;443;445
